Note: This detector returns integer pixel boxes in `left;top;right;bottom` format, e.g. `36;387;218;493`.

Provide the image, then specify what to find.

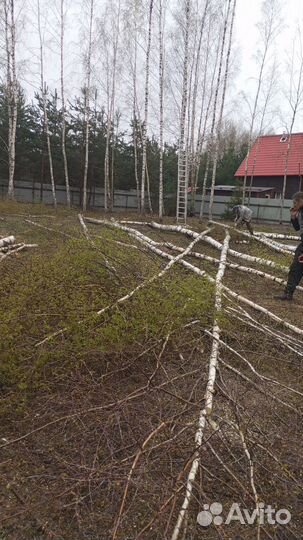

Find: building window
280;134;288;142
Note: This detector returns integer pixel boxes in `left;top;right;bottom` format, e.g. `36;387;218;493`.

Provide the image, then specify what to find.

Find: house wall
237;175;302;198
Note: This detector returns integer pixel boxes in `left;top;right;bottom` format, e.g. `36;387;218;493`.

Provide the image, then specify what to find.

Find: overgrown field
0;202;302;540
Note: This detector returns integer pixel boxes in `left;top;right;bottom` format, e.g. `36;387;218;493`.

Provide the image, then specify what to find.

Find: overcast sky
234;0;303;133
17;0;303;136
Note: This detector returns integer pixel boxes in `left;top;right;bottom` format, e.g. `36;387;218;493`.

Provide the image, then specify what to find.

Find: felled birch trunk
91;220;303;337
111;220;289;272
209;220;293;255
171;232;230;540
255;232;300;241
162;241;303;291
0;235;16;248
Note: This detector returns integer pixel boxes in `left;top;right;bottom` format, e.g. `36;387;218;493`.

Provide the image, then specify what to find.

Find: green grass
0;212;214;404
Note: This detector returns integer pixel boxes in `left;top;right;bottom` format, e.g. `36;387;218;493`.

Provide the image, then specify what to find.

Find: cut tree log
0;235;16;248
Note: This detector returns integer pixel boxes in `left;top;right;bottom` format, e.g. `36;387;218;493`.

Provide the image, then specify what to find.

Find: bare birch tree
241;0;281;204
199;0;231;219
60;0;70;207
103;0;121;212
247;60;278;203
4;0;18;199
158;0;165;220
37;0;57;208
197;19;222;219
140;0;154;214
187;0;210;213
129;0;141;210
208;0;236;219
280;37;303;222
82;0;94;212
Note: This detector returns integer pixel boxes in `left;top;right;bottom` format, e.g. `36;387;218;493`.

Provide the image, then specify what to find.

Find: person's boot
274;289;293;301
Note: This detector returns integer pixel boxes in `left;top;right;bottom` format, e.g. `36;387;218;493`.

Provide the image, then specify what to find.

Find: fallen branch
171;232;230;540
112;422;166;540
24;219;74;238
225;307;303;358
219;357;301;414
237;425;261;540
205;330;303;397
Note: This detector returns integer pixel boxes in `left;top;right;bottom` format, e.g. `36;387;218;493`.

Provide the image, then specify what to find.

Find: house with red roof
234;133;303;199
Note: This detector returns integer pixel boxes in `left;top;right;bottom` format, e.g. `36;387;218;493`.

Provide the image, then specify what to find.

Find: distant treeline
0;85;248;198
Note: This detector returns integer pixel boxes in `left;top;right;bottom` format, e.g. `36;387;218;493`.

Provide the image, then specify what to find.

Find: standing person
232;204;254;235
275;191;303;301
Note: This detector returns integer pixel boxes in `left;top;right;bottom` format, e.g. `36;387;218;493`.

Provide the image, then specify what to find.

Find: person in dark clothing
276;191;303;301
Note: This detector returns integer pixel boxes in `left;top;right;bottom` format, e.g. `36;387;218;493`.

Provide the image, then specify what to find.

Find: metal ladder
176;150;188;223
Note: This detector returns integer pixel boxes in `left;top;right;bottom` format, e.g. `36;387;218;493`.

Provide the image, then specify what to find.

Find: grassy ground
0;202;302;540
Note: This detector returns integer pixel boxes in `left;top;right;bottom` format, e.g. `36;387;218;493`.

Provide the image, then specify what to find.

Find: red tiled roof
235;133;303;177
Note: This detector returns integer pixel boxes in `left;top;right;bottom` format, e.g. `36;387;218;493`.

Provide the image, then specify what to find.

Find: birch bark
60;0;71;207
140;0;154;214
82;0;94;212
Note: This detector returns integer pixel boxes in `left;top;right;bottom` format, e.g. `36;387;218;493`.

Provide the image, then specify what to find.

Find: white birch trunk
255;232;299;240
37;0;57;208
83;0;94;212
247;61;277;204
132;7;140;211
5;0;18;200
209;0;236;219
280;56;303;222
60;0;71;207
140;0;154;214
171;232;230;540
158;0;164;220
199;1;230;219
163;241;303;290
192;9;212;211
209;219;294;255
104;0;121;212
117;220;289;271
101;221;303;337
242;0;281;204
188;0;210;208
